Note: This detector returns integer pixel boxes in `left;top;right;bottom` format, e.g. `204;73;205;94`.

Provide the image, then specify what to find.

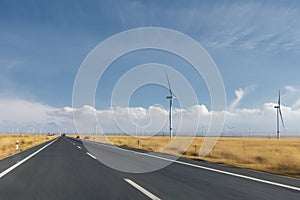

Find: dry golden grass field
81;135;300;178
0;134;58;159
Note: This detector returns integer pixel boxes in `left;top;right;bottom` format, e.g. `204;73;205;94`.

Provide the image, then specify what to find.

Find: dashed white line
86;152;97;159
124;178;161;200
86;140;300;192
0;137;59;179
77;146;81;149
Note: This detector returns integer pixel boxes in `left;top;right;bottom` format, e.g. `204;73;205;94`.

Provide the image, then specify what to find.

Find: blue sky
1;0;300;134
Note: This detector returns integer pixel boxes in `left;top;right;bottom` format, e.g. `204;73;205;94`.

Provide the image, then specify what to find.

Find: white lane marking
73;143;75;145
0;138;59;179
146;154;300;192
86;152;97;159
77;146;81;149
86;140;300;192
124;178;161;200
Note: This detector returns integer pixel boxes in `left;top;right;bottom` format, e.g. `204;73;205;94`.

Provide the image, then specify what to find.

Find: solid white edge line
77;146;81;149
86;152;97;159
86;140;300;192
124;178;161;200
0;137;59;179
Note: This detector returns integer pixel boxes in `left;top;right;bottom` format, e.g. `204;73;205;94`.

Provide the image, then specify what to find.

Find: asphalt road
0;136;299;200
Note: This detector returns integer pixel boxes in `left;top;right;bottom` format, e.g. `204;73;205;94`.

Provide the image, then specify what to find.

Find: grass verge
0;134;58;159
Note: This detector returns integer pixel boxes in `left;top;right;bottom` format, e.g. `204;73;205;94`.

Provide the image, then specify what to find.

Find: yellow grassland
0;134;58;159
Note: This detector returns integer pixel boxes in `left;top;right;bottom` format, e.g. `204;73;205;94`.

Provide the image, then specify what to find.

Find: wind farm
60;87;300;179
1;1;300;199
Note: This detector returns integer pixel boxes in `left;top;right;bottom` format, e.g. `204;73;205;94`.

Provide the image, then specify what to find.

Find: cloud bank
1;86;300;137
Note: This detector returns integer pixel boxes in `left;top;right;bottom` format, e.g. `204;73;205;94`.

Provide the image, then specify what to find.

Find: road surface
0;136;299;199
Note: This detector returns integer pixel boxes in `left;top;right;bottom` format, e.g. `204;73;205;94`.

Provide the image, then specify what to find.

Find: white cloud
0;98;55;133
229;85;255;110
169;2;300;53
229;88;244;111
282;86;300;108
118;1;300;53
1;92;300;136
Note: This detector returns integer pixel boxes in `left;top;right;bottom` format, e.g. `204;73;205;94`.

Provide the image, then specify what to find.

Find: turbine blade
165;72;173;96
278;90;281;106
279;108;285;128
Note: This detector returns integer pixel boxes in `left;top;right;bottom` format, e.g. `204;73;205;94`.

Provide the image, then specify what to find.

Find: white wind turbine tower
165;73;175;138
274;90;285;139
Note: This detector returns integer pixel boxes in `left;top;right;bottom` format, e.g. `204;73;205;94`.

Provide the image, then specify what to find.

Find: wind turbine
274;90;285;139
165;73;175;138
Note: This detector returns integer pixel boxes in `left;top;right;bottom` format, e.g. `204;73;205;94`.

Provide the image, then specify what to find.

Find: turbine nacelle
166;96;175;99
